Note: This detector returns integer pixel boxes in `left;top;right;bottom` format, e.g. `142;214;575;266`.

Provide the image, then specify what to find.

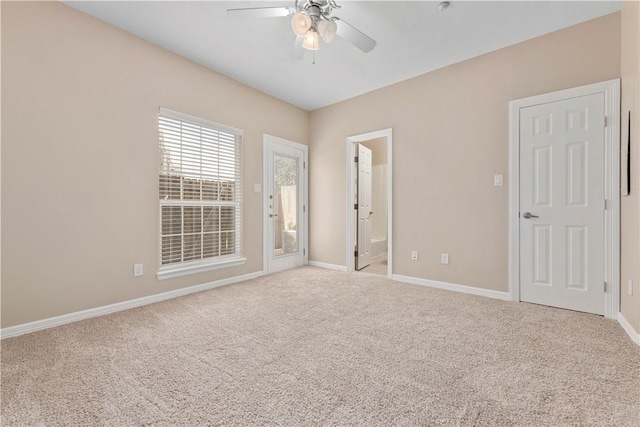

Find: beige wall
361;137;387;166
620;0;640;333
2;3;633;330
309;13;621;292
1;2;309;327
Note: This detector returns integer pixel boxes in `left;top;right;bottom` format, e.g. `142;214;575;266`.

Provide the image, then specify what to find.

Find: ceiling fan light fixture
292;11;312;36
227;0;376;55
317;19;337;43
302;29;320;50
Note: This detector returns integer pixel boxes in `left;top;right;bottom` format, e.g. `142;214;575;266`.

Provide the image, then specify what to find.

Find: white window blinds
158;108;243;269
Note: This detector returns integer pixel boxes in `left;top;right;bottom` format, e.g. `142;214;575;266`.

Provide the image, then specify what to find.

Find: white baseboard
392;274;511;301
0;271;264;340
308;261;347;271
618;312;640;345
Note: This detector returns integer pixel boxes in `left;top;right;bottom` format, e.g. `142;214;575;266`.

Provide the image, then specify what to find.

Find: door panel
567;142;588;206
265;137;306;274
356;144;372;270
566;226;587;290
519;93;605;315
532;224;551;286
533;146;551;207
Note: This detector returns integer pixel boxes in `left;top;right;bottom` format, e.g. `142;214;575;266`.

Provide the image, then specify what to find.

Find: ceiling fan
227;0;377;58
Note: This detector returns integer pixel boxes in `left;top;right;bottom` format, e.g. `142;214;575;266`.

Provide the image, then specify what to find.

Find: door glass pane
274;154;299;257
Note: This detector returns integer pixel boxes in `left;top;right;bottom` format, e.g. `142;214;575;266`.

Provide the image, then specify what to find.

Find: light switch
494;174;504;187
133;264;143;277
253;184;262;193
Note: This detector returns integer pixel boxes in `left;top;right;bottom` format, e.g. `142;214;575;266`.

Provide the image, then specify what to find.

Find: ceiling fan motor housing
297;0;336;19
306;5;322;23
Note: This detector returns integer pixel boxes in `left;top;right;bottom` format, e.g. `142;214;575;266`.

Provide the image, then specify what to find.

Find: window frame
156;108;245;280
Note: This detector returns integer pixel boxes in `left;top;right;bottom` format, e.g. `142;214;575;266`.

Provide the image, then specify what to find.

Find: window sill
156;257;247;280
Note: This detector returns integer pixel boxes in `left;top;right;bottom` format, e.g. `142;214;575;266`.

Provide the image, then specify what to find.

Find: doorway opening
346;129;392;277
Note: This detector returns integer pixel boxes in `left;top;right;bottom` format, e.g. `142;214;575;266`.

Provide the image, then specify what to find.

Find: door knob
522;212;539;219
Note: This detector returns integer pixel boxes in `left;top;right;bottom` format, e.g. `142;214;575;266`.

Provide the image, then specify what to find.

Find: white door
265;136;307;274
519;93;605;315
356;144;372;270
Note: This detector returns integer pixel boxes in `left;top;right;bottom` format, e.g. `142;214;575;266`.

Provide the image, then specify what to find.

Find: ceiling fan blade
335;18;377;53
227;7;294;19
291;36;305;60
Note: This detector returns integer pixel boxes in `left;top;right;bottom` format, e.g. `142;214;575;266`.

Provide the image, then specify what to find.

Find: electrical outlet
411;250;418;261
629;279;634;296
441;253;449;264
494;174;504;186
133;263;144;277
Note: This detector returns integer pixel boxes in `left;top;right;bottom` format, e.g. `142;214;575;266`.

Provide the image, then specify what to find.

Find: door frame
262;134;309;274
508;79;620;319
346;128;393;277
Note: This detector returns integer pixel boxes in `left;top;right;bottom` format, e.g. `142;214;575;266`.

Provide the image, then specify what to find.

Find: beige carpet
2;267;639;426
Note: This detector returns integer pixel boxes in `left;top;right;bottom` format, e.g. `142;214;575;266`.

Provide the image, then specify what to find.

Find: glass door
264;136;307;273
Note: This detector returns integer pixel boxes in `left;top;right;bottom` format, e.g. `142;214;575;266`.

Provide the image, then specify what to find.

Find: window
157;108;244;279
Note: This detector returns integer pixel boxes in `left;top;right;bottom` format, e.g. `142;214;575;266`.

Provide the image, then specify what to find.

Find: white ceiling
65;1;622;111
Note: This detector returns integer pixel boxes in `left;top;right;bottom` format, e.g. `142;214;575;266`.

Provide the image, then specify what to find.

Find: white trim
159;107;243;136
603;81;621;320
617;312;640;345
392;274;511;301
508;79;620;319
1;271;264;340
508;100;521;303
156;257;247;280
303;141;309;267
308;260;347;271
346;128;393;278
262;134;309;275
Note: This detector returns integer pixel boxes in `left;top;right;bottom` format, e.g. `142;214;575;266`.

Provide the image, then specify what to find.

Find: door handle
522;212;539;219
269;214;278;218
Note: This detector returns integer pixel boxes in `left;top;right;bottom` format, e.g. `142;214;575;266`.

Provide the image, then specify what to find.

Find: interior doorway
346;129;392;277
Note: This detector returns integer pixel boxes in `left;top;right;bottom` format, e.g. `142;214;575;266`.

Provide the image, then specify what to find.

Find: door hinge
354;250;358;257
603;199;607;210
303;161;306;169
354;156;359;163
604;116;608;128
354;203;358;210
603;282;607;292
303;248;306;256
303;205;306;213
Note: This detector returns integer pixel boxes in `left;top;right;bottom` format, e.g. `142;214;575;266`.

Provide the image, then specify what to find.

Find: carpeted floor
2;266;639;426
